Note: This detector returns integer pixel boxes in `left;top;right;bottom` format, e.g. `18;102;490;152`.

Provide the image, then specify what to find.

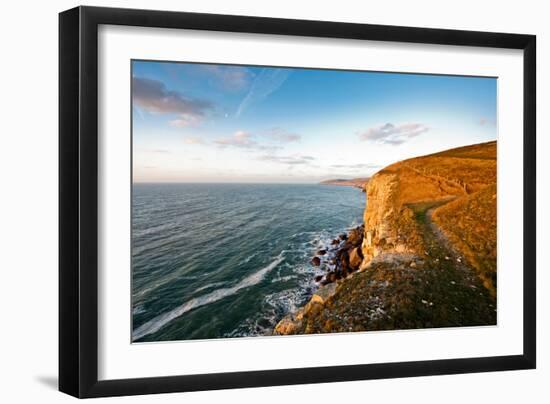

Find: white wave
195;281;226;293
270;275;297;283
132;305;146;315
132;254;284;340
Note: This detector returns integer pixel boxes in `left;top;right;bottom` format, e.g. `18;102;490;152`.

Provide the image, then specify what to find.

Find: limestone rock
273;316;301;335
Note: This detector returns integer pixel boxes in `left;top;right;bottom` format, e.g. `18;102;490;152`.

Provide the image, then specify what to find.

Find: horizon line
133;181;324;185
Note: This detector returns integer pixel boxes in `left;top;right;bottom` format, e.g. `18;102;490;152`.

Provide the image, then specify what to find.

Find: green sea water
132;183;365;342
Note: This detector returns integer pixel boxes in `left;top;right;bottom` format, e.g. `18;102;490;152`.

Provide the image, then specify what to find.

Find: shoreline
274;224;368;335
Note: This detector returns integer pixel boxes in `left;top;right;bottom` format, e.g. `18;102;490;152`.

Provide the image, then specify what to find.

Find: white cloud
259;154;315;165
169;115;202;128
359;122;429;145
183;135;205;145
329;163;381;170
215;131;256;148
265;127;301;143
200;65;253;91
215;131;281;152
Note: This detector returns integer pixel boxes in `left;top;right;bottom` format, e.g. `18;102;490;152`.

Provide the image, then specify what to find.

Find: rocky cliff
274;141;497;335
320;177;370;190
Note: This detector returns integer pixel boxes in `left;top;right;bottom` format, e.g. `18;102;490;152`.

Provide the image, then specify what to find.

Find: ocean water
132;183;365;342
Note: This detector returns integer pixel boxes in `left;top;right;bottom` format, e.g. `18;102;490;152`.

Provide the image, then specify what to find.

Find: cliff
274;141;497;335
320;177;370;190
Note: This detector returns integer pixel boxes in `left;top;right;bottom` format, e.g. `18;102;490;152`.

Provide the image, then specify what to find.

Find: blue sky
132;60;497;183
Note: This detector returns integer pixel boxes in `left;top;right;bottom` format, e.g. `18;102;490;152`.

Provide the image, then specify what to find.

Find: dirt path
415;199;473;271
407;199;496;325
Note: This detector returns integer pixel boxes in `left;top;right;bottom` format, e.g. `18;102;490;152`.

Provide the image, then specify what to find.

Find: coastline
274;141;497;335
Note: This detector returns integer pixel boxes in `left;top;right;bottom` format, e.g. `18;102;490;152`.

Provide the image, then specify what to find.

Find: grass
432;184;497;296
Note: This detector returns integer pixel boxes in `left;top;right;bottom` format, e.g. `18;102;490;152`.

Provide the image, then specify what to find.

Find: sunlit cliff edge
274;141;497;335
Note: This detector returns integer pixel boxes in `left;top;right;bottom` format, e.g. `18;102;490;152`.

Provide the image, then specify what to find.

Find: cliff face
361;141;496;268
274;141;497;335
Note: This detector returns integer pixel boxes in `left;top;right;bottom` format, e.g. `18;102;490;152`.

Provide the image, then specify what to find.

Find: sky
132;60;497;183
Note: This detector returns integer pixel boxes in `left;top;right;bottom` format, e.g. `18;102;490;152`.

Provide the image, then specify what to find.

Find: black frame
59;6;536;398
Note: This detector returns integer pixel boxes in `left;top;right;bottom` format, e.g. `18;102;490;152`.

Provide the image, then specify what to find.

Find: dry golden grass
433;183;497;296
364;141;497;293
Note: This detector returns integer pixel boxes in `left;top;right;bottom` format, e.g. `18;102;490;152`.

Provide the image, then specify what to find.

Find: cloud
329;163;381;170
165;63;253;92
215;131;281;152
200;65;253;91
215;131;256;148
183;135;205;145
132;77;213;126
259;154;316;165
265;127;301;143
169;116;202;128
359;122;429;145
236;68;291;117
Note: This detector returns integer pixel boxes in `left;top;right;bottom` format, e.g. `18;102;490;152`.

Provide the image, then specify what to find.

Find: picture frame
59;5;536;398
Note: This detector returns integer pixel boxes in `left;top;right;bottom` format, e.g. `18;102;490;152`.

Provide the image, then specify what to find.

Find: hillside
275;141;497;335
320;177;370;190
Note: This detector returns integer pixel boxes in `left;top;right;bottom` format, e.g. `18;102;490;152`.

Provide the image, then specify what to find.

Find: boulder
341;267;348;277
340;250;350;267
314;275;323;282
331;239;340;245
304;301;323;316
347;227;364;246
274;317;301;335
339;233;348;241
349;247;363;270
311;256;321;266
316;249;327;256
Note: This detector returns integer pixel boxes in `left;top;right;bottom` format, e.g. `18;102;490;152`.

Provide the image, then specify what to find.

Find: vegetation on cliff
320;178;370;190
274;141;497;335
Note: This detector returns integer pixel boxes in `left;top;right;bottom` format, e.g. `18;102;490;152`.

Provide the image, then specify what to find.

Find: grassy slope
432;181;497;295
412;140;497;295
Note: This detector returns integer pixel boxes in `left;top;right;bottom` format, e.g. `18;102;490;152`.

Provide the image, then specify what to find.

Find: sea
132;183;365;342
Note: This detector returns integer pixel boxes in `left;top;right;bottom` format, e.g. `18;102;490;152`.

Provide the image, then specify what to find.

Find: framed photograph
59;6;536;398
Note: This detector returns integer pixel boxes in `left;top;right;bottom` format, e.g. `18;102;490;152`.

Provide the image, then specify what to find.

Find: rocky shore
310;225;365;284
273;141;498;336
274;224;367;335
